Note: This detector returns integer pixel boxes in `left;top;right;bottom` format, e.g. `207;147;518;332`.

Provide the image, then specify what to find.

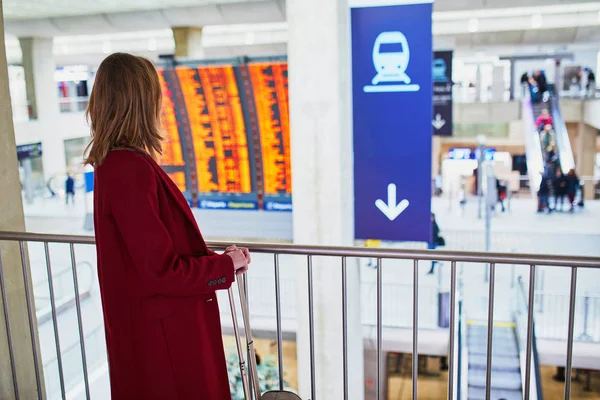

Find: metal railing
516;277;544;400
534;291;600;343
0;231;599;400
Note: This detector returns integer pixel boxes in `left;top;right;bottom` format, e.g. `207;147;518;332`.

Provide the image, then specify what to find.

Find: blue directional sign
433;50;453;136
352;0;433;242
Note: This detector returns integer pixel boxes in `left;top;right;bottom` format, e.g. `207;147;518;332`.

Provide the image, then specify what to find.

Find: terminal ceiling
2;0;600;62
3;0;599;20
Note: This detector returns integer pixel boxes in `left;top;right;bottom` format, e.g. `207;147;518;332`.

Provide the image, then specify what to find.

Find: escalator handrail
516;277;544;400
457;299;463;400
522;97;544;196
550;96;576;173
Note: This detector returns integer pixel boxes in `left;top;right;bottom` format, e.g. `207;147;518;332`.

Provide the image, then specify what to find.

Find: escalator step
467;368;523;391
468;354;521;370
468;343;519;356
468;386;522;400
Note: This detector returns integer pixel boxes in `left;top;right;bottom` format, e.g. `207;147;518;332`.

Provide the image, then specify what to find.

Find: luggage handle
229;273;261;400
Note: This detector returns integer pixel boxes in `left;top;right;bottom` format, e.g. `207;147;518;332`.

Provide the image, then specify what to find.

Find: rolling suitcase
228;274;302;400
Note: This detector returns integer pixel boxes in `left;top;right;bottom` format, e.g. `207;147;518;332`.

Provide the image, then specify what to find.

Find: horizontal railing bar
0;232;96;245
1;231;599;268
534;291;600;298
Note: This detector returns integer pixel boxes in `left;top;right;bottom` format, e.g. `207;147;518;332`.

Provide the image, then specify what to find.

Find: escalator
457;279;544;400
531;98;556;168
523;94;575;197
523;97;546;197
550;96;575;174
465;322;523;400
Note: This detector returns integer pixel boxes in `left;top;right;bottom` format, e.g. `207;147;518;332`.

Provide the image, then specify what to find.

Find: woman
566;169;579;212
85;53;250;399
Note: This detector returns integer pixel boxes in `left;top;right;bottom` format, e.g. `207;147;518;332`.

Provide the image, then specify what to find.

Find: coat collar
126;150;204;245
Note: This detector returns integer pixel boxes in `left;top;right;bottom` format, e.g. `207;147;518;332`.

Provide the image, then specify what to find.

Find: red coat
94;149;234;399
535;114;553;128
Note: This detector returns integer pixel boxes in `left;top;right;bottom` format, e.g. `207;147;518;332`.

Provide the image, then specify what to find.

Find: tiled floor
539;365;600;400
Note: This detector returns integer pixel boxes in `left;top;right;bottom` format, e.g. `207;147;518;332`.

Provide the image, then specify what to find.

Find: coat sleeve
108;154;235;296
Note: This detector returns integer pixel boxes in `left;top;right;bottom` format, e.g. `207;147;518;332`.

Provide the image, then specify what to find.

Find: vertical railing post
44;242;67;400
448;261;457;400
0;249;20;399
307;255;316;400
342;257;348;400
19;241;43;399
564;267;578;400
243;271;253;398
273;254;284;390
69;243;90;399
228;287;251;400
524;265;536;400
412;259;419;400
376;257;383;400
485;263;496;400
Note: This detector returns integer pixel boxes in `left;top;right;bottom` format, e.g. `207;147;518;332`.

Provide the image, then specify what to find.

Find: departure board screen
157;69;185;167
168;172;186;192
176;65;252;194
248;62;292;195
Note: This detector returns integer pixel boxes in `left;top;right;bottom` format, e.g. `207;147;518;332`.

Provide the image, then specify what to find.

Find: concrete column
19;36;66;180
172;27;204;59
576;122;596;201
19;37;59;120
0;5;46;399
288;0;364;398
491;65;505;102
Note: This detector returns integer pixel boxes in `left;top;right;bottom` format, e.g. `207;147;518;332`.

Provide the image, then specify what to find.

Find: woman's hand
227;249;248;276
225;245;251;264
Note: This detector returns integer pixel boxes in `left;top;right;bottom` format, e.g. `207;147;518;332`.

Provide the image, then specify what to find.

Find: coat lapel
145;157;205;245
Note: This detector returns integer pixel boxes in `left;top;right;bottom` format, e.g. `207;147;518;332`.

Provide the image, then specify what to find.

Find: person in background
566;169;579;212
534;70;548;92
535;109;553;132
587;69;596;98
532;70;548;102
520;72;529;98
528;75;540;102
537;175;552;213
496;179;507;213
540;124;555;150
47;180;56;198
65;173;75;205
427;213;444;275
552;169;567;211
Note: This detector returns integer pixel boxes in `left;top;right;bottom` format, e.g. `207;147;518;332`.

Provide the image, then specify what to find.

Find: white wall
13;112;89;179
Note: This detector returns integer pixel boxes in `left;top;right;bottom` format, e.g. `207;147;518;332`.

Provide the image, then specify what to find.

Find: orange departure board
248;62;291;195
176;65;252;194
168;172;186;192
157;70;184;167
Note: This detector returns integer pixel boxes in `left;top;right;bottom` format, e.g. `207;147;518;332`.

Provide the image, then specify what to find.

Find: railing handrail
534;290;600;298
1;231;600;268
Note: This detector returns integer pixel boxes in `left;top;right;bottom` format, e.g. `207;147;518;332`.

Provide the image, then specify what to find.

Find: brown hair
84;53;163;166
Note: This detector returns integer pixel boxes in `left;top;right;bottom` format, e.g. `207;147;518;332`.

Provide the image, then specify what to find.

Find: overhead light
532;14;543;29
468;18;479;33
102;41;111;54
148;38;157;51
245;32;255;45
